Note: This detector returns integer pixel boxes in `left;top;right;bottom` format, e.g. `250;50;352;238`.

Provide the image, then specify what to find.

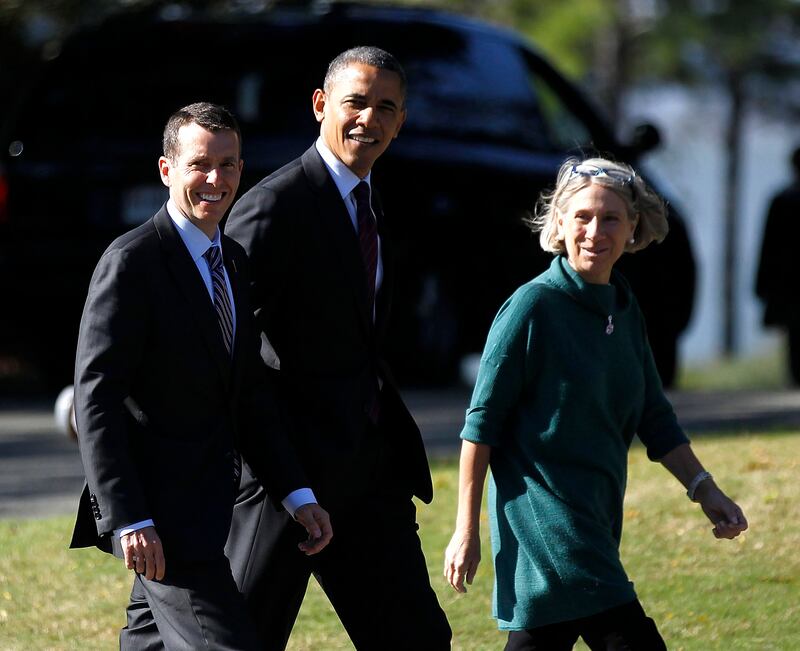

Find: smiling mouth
348;133;377;144
198;193;223;202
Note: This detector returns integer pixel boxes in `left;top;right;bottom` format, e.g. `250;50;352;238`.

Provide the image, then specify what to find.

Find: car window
391;29;554;149
232;20;584;153
527;70;593;151
8;22;253;152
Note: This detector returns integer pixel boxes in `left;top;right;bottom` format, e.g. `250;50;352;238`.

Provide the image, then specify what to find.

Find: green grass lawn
1;432;798;650
675;345;789;391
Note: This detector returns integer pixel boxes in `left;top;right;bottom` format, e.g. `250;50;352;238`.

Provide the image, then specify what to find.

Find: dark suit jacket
70;206;305;561
225;145;432;508
756;183;800;325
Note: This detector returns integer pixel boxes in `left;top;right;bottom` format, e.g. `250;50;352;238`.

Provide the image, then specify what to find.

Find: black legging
504;599;667;651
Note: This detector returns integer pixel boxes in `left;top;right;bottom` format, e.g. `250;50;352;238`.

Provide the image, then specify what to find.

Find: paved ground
3;388;800;519
0;398;83;518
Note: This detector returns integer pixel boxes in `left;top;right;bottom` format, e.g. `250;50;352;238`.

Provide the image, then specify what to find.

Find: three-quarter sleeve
636;317;690;460
461;287;537;447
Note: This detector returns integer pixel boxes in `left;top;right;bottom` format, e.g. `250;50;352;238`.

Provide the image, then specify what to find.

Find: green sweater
461;255;688;630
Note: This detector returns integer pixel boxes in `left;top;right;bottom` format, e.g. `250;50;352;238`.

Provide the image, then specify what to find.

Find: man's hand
121;525;166;580
293;504;333;555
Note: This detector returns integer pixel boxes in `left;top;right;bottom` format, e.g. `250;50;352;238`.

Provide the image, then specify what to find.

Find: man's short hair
162;102;241;160
323;46;407;101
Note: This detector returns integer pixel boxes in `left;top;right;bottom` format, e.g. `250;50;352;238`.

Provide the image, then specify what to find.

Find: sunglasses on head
569;163;635;186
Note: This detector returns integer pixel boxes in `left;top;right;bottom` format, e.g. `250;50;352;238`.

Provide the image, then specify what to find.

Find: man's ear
393;108;407;139
312;89;326;124
157;157;170;188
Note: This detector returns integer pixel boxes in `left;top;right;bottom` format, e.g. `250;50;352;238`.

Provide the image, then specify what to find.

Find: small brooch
605;315;614;335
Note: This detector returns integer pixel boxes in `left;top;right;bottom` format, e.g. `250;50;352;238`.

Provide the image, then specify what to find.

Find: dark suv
0;1;694;391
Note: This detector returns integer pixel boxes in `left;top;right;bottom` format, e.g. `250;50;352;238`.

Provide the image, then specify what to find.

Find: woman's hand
444;527;481;593
445;440;491;593
659;443;748;539
694;480;748;539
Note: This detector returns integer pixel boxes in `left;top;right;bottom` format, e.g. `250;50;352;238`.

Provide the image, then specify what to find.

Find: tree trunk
722;72;744;356
594;3;630;125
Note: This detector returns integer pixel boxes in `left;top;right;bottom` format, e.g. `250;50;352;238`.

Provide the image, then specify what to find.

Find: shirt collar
166;199;222;262
315;137;372;200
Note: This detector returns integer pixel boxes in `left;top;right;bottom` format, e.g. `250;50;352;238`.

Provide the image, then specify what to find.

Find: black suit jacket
756;183;800;325
70;206;305;561
225;145;432;508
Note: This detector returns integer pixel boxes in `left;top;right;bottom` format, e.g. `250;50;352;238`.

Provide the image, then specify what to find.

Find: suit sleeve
755;195;786;304
74;247;151;537
226;186;289;357
230;241;310;505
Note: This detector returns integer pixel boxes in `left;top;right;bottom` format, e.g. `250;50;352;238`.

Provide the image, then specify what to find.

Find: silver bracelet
686;470;713;502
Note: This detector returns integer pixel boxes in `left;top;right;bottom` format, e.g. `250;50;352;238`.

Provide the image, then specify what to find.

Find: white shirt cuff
282;488;317;518
114;519;155;538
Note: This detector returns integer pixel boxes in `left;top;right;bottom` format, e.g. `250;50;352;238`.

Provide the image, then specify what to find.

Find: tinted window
527;68;592;150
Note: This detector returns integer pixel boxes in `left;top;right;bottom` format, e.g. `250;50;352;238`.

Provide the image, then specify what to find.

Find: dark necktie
203;246;234;356
352;182;381;424
353;181;378;315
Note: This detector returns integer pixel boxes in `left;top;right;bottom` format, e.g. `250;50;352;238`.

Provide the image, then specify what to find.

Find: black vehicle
0;1;694;391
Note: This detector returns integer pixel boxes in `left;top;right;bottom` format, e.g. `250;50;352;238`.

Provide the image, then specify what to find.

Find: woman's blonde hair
526;156;669;254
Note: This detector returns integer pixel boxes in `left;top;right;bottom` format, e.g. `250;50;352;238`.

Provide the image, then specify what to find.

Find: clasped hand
694;482;748;539
121;525;165;580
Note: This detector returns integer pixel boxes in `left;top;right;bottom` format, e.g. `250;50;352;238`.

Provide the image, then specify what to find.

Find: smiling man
224;48;452;650
70;102;331;650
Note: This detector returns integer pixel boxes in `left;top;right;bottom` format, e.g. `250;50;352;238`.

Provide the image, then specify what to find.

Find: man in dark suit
224;47;451;650
70;102;332;650
756;145;800;384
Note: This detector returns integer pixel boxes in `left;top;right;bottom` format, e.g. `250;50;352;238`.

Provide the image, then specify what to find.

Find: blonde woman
444;157;747;650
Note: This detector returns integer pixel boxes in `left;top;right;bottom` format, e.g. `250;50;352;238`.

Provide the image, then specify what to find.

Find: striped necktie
203;246;234;356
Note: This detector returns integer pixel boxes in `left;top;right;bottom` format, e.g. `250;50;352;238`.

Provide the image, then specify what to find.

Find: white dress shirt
315;138;384;311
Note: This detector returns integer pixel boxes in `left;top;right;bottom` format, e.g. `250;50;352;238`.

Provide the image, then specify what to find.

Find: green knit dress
461;255;688;630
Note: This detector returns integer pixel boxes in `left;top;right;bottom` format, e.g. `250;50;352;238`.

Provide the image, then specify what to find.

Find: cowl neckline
535;255;634;320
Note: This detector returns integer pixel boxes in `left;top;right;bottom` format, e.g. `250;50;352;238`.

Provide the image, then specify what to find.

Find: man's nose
206;167;221;184
356;107;376;126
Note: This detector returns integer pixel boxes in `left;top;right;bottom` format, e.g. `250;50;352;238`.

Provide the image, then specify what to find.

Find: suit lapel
153;208;232;389
372;188;393;339
223;238;247;397
301;146;373;333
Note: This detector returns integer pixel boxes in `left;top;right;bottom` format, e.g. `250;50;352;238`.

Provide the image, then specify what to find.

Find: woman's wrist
687;471;715;502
